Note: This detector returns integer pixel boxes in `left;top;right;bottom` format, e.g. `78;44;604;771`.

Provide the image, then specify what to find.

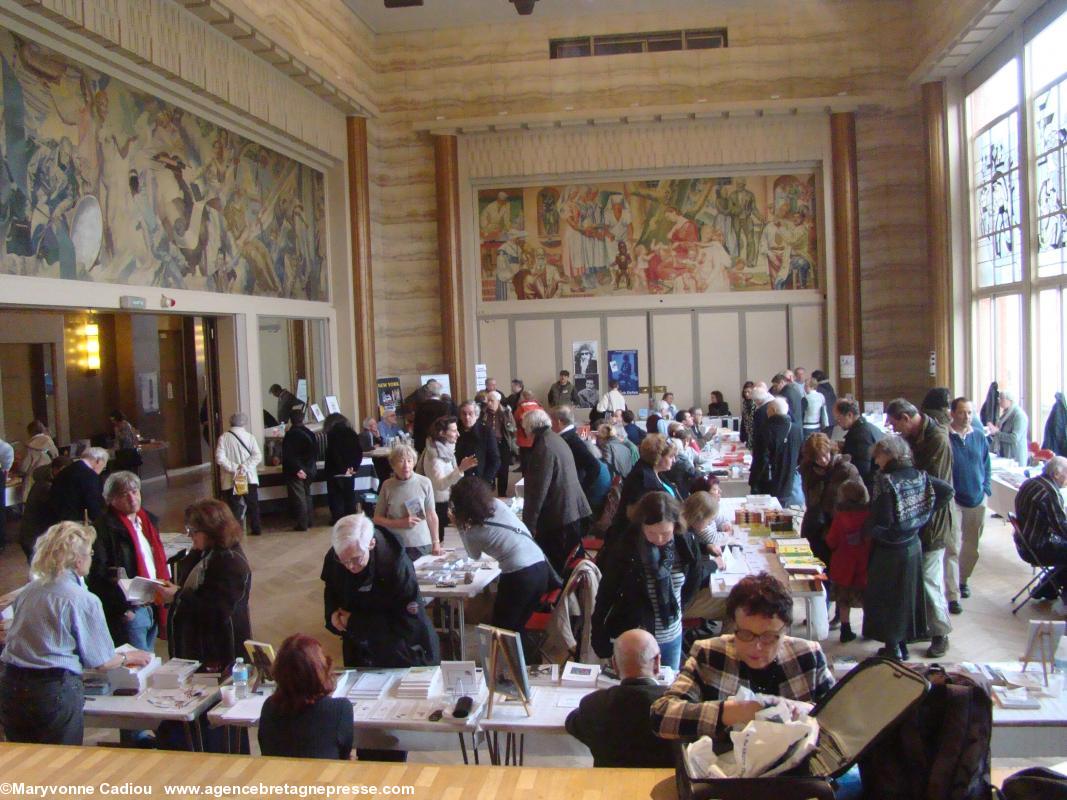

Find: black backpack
999;767;1067;800
859;665;993;800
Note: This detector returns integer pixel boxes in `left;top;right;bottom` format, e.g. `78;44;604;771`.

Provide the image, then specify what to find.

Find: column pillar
830;112;863;401
923;81;952;388
346;116;378;420
434;135;469;397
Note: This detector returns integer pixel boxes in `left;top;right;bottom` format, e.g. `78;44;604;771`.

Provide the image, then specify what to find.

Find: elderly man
322;513;439;668
216;412;263;536
751;398;802;505
88;471;173;650
887;398;954;657
378;408;401;442
777;370;804;425
1014;456;1067;610
548;370;579;408
553;405;604;495
833;399;883;487
986;389;1029;466
48;446;109;525
521;409;592;572
947;397;991;611
565;629;672;768
456;400;500;486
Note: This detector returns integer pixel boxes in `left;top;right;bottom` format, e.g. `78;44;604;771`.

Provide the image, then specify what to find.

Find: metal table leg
457;598;466;659
471;732;480;765
519;733;524;766
183;722;196;751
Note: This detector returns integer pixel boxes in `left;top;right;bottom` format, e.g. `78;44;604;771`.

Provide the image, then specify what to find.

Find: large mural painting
0;32;327;300
478;173;818;303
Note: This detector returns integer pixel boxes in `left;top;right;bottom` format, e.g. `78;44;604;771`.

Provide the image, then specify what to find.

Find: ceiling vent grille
550;28;727;59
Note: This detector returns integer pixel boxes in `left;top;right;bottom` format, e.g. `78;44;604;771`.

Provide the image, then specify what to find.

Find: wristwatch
120;652;128;667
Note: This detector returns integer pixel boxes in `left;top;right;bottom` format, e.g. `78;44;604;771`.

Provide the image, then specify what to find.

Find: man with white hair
321;513;439;668
47;446;109;525
564;629;672;768
986;389;1030;466
1014;456;1067;609
747;383;774;493
752;397;802;505
216;412;263;536
521;408;592;572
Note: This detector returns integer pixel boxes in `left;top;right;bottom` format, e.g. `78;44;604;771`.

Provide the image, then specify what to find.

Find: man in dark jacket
283;409;319;531
553;405;602;495
565;629;672;768
748;385;774;493
622;410;645;446
1043;392;1067;457
269;384;303;426
779;370;805;425
413;391;451;454
888;397;954;657
547;370;579;408
758;398;802;505
88;471;171;649
834;399;883;487
812;370;837;430
456;401;500;486
324;414;364;524
521;409;592;572
47;447;109;525
1015;457;1067;605
322;514;439;668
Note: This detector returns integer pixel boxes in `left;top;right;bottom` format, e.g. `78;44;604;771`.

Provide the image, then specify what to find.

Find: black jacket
980;381;999;427
561;428;601;489
168;544;252;671
47;459;104;525
815;381;837;417
707;402;732;417
19;464;57;556
756;415;802;502
748;403;772;491
413;398;451;453
782;382;804;425
321;528;440;668
456;419;500;483
611;460;680;536
592;525;702;658
1043;392;1067;457
283;424;319;479
259;695;353;760
842;417;882;487
325;425;364;478
624;423;646;447
88;507;164;644
565;678;672;767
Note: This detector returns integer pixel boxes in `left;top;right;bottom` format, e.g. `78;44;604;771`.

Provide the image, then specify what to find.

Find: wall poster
0;31;327;299
478;173;817;303
607;349;639;395
572;340;599;408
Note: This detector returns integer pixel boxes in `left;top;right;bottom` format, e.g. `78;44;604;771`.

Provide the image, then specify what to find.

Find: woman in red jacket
824;477;871;643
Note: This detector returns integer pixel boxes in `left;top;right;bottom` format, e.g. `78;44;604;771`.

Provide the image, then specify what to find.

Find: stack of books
148;658;200;690
396;666;442;698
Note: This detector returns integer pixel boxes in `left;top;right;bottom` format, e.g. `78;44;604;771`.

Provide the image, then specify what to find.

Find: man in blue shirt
946;397;991;613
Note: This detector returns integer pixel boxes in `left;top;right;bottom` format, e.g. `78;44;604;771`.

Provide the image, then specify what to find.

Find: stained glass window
972;112;1022;286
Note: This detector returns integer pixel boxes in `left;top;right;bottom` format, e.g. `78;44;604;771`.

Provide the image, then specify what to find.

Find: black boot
839;623;856;643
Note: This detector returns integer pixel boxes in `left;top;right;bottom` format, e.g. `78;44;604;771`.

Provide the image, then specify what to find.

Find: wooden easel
1021;620;1058;687
484;630;532;719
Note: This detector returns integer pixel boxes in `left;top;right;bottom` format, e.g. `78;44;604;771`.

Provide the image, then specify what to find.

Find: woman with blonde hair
0;522;153;744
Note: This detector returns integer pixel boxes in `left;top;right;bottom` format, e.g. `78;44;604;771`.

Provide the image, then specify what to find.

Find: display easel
1021;620;1061;687
484;629;532;719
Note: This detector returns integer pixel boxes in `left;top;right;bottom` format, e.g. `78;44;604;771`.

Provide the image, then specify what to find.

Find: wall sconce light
81;322;100;372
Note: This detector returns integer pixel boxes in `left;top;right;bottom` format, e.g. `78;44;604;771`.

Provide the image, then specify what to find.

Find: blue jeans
124;605;158;651
658;633;684;672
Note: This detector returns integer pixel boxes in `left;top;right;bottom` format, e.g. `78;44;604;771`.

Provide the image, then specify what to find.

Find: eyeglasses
341;555;368;569
184;526;200;536
734;627;785;646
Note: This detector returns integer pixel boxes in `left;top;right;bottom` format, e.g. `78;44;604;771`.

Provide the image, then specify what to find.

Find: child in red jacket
824;477;872;643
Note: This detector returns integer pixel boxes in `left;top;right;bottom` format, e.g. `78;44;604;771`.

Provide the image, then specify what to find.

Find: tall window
965;6;1067;434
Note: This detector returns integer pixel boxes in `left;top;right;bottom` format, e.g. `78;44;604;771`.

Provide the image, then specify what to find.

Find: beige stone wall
909;0;994;77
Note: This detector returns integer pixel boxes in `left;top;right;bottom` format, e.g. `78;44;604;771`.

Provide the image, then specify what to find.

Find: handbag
228;432;254;495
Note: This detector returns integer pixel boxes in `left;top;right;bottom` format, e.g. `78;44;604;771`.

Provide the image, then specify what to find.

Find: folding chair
1008;512;1066;614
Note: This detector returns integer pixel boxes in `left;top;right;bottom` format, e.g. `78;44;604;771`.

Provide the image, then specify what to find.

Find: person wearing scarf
417;416;477;545
592;491;702;671
88;471;174;650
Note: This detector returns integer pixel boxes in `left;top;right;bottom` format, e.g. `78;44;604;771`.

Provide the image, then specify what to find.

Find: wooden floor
2;466;1065;765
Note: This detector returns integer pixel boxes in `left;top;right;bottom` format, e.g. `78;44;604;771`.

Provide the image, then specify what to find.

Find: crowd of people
0;367;1062;774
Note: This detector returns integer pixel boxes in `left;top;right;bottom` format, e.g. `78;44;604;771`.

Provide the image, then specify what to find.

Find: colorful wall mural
478;173;818;303
0;31;327;300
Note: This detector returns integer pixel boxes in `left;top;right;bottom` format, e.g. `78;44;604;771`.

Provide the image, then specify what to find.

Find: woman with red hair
258;634;353;760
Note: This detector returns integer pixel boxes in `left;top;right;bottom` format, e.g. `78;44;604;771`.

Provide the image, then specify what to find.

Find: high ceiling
344;0;721;34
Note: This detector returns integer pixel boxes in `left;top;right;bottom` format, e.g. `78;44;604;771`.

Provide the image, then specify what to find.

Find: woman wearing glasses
0;522;153;744
651;573;835;740
167;499;251;674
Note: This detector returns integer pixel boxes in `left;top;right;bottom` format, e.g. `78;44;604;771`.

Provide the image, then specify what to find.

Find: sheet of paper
555;694;581;709
221;694;268;721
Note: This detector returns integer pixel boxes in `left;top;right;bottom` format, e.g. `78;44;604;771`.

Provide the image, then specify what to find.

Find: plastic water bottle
232;658;249;700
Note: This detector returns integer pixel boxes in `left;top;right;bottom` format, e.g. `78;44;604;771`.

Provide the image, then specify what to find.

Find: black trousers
223;485;261;535
286;475;314;530
435;502;449;543
328;477;359;524
495;443;511;497
0;666;84;745
535;519;585;575
492;560;551;632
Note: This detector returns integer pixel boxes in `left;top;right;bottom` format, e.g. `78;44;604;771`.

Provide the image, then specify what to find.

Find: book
404;497;426;520
526;663;560;686
561;661;601;688
396;666;442;698
107;644;161;692
992;686;1041;709
148;658;199;689
118;577;166;604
